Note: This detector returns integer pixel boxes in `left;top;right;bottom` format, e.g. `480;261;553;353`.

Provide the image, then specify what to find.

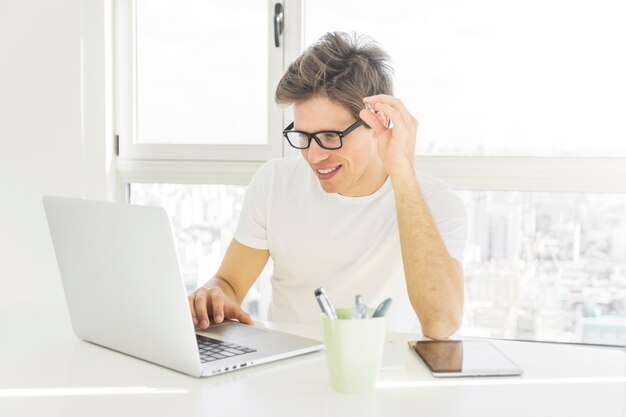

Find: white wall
0;0;110;306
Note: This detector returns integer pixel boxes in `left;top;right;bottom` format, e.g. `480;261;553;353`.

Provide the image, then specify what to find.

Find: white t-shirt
234;156;467;332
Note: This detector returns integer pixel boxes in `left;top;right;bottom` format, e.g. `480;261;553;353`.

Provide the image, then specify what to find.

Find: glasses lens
285;132;308;149
316;132;342;149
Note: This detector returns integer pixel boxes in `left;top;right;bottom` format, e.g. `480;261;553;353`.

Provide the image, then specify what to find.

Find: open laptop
43;196;323;377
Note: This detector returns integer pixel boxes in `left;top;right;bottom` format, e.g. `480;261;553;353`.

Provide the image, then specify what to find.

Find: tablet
408;340;524;377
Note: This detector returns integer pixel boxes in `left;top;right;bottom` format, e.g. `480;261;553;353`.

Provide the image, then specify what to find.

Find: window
299;0;626;344
461;191;626;345
115;0;286;161
135;1;269;145
305;0;626;157
115;0;626;345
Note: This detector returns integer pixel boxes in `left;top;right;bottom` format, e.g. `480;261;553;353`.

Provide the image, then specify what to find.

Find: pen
314;287;337;320
352;295;368;319
372;297;393;318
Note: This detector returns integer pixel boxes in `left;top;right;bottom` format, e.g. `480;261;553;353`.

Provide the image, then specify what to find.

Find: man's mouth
317;166;339;174
315;164;342;179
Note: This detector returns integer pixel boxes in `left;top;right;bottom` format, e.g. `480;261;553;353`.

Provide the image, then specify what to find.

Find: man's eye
320;133;340;142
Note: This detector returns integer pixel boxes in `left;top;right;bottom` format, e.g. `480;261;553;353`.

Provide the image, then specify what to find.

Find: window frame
114;0;287;162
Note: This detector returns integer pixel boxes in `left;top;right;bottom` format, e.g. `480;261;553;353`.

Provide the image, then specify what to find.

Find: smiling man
188;32;468;338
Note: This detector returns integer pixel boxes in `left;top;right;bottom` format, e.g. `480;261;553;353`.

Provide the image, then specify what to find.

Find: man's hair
275;32;394;127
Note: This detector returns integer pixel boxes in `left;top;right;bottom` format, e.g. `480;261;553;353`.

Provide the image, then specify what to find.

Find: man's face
294;96;386;197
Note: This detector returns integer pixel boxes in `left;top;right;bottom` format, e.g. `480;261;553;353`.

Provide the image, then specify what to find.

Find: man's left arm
391;173;464;339
360;95;464;340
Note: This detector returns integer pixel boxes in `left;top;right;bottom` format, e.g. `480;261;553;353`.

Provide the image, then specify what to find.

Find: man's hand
188;286;254;329
360;94;418;178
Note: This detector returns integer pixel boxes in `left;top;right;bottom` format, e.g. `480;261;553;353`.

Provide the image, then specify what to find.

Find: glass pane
460;191;626;345
304;0;626;157
129;184;626;345
129;183;272;320
136;1;268;145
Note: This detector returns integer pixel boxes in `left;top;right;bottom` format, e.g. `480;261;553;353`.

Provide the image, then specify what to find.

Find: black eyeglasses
282;119;364;150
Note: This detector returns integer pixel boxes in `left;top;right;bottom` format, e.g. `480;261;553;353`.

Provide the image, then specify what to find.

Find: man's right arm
188;238;270;329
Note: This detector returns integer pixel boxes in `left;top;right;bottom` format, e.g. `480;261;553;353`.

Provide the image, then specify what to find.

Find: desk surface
1;303;625;417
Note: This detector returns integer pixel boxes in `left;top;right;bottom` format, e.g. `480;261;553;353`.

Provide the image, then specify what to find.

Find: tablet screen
409;340;523;377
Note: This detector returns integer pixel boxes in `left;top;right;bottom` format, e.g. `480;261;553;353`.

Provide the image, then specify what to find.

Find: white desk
1;303;625;417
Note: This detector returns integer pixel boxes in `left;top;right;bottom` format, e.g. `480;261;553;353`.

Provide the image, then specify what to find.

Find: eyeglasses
282;119;364;150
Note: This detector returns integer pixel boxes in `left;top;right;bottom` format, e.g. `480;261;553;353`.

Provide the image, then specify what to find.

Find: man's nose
304;138;330;163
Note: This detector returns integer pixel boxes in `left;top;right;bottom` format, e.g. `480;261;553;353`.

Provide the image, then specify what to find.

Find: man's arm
360;95;464;339
391;173;464;339
189;239;270;328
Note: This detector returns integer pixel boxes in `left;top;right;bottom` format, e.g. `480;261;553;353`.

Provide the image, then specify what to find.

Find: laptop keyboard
196;334;257;363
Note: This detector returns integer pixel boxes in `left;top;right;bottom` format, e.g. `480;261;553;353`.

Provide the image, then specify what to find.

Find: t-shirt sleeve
426;188;468;263
233;160;275;250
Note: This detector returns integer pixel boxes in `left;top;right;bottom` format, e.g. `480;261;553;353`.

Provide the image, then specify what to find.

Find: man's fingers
364;94;411;125
225;303;254;325
363;94;410;117
210;291;226;324
194;289;211;329
189;286;253;328
371;102;411;137
359;108;388;137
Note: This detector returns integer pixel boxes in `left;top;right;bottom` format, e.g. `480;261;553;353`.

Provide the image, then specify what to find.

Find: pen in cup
372;297;393;318
315;287;337;320
352;294;368;319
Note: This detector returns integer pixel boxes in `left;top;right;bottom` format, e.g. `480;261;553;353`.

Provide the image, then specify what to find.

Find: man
188;32;467;339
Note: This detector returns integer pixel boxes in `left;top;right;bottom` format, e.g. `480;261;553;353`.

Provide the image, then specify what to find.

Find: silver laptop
43;196;322;377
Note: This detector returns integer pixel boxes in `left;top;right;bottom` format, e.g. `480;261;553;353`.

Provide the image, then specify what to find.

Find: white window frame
114;0;626;194
114;0;292;165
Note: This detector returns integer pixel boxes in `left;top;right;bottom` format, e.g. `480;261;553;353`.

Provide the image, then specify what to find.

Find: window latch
274;3;284;47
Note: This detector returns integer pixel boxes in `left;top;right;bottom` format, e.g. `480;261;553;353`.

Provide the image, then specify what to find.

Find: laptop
43;196;323;377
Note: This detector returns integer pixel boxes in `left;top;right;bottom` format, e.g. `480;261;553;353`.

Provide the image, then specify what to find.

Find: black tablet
409;340;524;377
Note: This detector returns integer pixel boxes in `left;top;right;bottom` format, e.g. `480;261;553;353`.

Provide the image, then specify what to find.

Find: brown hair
275;32;394;127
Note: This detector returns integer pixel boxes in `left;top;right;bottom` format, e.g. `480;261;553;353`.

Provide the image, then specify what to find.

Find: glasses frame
282;119;364;150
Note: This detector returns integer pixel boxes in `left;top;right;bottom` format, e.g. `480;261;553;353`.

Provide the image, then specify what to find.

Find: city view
131;184;626;346
459;191;626;345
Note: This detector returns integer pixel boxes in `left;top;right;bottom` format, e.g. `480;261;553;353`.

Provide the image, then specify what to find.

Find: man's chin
318;179;341;194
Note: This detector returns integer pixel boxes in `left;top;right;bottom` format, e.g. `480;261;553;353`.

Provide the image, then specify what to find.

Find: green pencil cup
322;307;386;393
